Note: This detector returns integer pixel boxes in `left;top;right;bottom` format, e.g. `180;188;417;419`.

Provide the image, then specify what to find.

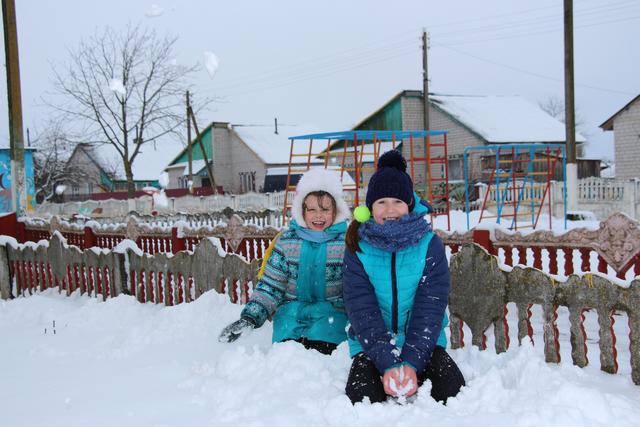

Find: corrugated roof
91;139;184;181
233;124;324;164
430;94;587;143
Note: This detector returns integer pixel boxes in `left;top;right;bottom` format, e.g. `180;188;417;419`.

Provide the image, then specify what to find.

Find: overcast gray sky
2;0;639;161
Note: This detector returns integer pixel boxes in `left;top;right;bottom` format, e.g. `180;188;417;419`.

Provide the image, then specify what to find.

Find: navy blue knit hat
366;150;415;211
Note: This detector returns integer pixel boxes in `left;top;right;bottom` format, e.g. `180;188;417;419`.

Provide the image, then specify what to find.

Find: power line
436;44;635;96
197;1;638;98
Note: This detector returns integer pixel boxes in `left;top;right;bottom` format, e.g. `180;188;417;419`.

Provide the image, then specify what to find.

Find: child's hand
382;364;418;398
218;318;255;343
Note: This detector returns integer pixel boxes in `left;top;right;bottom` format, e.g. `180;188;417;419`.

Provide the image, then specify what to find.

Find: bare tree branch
47;23;209;198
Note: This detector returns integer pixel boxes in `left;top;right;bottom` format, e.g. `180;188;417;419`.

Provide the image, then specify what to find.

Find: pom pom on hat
353;205;371;223
377;149;407;172
365;150;415;210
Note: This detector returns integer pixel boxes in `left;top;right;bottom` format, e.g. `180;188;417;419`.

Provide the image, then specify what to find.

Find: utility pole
422;30;430;132
186;102;217;192
186;91;193;192
564;0;577;211
422;30;433;200
2;0;26;214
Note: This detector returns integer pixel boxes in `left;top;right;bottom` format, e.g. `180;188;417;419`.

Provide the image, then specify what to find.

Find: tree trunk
124;160;135;199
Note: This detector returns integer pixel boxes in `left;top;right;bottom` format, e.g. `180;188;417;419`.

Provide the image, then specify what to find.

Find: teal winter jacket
242;220;348;344
343;196;450;373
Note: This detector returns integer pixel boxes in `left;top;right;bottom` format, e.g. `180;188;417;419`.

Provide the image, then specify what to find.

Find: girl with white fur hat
219;168;350;354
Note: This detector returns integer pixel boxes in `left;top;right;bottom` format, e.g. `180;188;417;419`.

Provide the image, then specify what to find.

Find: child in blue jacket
219;168;350;354
343;150;465;403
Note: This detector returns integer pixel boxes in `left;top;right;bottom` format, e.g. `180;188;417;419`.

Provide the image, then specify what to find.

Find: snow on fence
11;212;282;261
0;232;259;306
34;191;288;217
1;212;640;385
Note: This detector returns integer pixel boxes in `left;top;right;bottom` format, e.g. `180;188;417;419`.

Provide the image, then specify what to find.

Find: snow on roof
233;124;323;165
430;94;587;144
265;166;356;186
165;160;207;176
91;139;184;181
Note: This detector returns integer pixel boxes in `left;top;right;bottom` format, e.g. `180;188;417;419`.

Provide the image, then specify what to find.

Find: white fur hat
290;168;351;226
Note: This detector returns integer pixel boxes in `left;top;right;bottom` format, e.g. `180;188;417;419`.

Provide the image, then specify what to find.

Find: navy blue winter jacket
343;229;450;374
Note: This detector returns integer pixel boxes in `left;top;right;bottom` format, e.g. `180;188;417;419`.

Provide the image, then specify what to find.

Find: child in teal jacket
343;150;465;403
219;168;350;354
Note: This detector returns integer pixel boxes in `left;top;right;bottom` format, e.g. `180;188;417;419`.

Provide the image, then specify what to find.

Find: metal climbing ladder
464;144;567;230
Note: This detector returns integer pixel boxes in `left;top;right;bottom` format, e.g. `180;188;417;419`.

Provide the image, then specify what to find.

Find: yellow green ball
353;205;371;223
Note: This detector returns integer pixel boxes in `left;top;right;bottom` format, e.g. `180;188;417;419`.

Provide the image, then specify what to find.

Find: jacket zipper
391;252;398;334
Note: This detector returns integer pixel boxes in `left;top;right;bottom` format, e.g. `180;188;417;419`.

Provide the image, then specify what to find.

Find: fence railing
10;212;281;261
0;232;258;306
2;212;639;385
449;243;639;385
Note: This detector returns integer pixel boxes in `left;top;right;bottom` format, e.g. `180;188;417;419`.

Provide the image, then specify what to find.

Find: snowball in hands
383;365;418;398
218;318;255;343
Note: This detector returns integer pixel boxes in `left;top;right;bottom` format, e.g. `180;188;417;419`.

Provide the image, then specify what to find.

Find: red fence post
16;221;26;243
84;226;96;250
171;227;186;254
472;229;496;256
0;212;18;239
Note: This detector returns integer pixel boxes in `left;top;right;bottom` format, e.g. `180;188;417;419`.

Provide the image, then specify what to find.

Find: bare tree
30;120;86;203
50;23;202;198
539;95;588;156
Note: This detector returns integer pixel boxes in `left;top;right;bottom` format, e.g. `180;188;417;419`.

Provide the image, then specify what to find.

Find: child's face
303;195;336;231
372;197;409;225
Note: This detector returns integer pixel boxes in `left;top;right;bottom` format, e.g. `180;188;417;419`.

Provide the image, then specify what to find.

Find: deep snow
1;288;640;427
2;211;639;426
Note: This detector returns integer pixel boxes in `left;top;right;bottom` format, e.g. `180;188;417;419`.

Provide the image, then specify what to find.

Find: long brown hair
345;219;361;253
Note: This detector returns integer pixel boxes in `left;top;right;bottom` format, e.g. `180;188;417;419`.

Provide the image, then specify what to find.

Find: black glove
218;317;256;343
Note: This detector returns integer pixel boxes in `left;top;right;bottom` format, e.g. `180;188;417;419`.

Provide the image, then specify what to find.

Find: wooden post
0;245;11;299
187;106;216;192
2;0;27;214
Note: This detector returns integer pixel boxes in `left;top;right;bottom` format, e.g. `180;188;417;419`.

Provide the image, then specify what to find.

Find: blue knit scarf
291;219;347;243
359;211;431;252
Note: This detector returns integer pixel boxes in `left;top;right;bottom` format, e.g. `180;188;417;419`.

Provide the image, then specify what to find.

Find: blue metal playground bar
289;130;447;140
463;144;567;230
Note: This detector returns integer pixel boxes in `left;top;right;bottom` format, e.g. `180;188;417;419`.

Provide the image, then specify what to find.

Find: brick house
165;122;324;193
600;94;640;180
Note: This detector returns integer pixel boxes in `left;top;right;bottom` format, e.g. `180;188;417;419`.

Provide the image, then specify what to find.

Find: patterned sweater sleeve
241;237;289;327
343;248;402;373
401;234;450;373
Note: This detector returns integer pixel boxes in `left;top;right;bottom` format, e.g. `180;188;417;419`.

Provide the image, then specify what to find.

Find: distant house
0;147;36;212
61;140;181;200
600;94;640;180
165;122;325;193
345;90;595;182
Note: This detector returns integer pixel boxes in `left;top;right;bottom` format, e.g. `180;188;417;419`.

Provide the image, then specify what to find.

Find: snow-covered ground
1;287;639;427
2;211;639;426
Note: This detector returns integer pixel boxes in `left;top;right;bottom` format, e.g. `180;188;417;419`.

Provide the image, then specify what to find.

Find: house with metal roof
347;90;594;182
600;94;640;180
